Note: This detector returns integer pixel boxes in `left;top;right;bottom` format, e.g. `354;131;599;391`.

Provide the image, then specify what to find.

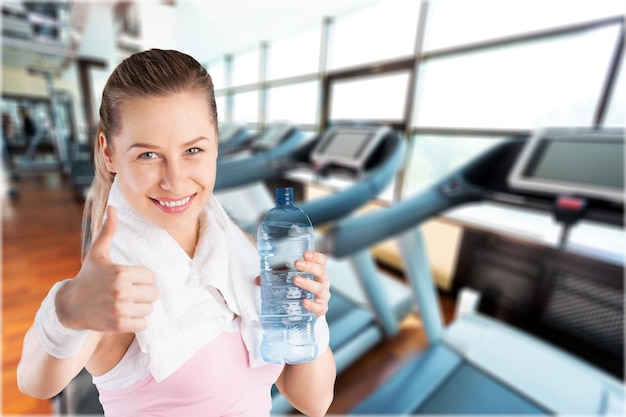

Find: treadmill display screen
526;139;623;189
311;126;391;170
320;131;372;158
256;127;288;148
508;129;624;203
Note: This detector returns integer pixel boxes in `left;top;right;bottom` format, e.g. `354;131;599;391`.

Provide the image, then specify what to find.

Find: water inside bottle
258;205;317;364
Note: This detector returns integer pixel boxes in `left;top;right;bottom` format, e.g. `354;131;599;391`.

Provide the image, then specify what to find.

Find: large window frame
209;6;624;202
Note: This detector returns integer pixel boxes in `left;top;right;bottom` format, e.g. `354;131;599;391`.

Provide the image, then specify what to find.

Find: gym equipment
216;123;309;182
217;123;251;155
68;142;94;201
215;124;398;231
18;72;73;174
322;127;624;415
214;123;309;231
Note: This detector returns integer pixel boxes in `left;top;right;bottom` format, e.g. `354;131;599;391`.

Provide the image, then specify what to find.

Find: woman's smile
150;194;196;214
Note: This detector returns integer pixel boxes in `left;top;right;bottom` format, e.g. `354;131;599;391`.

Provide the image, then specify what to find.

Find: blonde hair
82;49;218;258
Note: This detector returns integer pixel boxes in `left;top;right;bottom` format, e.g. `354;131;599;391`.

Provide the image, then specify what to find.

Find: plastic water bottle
258;187;317;364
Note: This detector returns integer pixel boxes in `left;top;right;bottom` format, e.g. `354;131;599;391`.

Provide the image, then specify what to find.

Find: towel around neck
106;178;264;381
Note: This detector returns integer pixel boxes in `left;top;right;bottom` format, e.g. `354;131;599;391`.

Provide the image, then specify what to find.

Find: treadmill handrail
322;132;625;258
218;126;250;154
214;129;308;191
216;128;306;175
322;176;484;258
320;139;518;258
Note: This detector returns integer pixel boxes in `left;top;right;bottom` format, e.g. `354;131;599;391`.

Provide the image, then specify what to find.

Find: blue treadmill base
351;343;548;415
417;362;546;414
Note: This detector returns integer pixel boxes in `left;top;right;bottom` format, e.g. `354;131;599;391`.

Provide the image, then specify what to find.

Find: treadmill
217;122;251;156
214;123;310;231
322;127;625;415
213;124;415;413
217;123;308;169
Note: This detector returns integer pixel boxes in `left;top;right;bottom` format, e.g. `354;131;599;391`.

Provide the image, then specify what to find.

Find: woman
17;49;335;417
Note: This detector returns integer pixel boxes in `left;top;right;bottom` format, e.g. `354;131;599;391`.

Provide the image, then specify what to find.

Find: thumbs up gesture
56;206;159;333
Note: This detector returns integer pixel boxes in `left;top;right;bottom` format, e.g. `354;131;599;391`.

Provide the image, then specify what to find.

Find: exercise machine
214;123;310;231
68;141;94;201
217;122;251;156
322;127;624;415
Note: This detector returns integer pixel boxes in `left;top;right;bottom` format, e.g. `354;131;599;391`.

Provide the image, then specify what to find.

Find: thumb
89;206;118;262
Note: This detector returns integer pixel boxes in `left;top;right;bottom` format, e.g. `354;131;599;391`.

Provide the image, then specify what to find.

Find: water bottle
258;187;317;364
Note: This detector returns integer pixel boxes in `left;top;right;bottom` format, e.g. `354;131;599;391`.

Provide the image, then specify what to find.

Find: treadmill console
507;128;624;204
252;125;296;151
311;125;391;171
219;124;244;142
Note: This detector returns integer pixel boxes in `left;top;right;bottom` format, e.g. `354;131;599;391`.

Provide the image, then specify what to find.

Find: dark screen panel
321;131;371;158
525;139;623;188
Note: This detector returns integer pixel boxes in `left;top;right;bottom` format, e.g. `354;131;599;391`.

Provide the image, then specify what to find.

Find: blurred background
1;0;624;415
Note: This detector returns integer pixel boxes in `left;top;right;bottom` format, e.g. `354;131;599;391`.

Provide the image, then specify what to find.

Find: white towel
107;178;265;382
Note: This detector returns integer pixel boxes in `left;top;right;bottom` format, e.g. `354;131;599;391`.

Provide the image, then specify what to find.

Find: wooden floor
2;170;456;415
3;171;84;415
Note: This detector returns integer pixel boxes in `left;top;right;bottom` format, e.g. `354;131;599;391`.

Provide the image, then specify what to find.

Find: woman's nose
160;160;185;192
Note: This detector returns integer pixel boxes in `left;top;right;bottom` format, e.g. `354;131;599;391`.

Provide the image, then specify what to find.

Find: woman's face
101;91;218;236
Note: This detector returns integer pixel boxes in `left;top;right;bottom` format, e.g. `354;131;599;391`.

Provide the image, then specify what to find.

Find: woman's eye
185;147;202;155
139;152;156;159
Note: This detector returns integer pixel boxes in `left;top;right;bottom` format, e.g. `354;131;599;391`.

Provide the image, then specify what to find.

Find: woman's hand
294;251;330;318
254;250;331;317
57;206;160;333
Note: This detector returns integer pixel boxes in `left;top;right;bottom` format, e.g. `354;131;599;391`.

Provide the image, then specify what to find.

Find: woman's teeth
157;196;191;207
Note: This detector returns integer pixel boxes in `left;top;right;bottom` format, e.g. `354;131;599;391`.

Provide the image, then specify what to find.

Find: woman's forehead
115;93;217;143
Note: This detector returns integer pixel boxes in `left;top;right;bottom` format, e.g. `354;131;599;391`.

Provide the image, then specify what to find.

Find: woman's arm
17;207;159;399
275;250;336;416
275;348;336;417
17;326;101;399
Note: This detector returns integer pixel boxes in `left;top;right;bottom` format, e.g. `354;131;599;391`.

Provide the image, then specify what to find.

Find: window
328;2;422;71
231;90;258;124
268;27;321;80
423;1;625;52
206;58;226;90
232;47;259;86
602;54;625;128
267;81;319;125
401;134;508;198
330;71;411;121
412;24;621;130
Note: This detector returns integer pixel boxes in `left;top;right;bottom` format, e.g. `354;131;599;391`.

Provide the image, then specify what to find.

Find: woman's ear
99;133;116;173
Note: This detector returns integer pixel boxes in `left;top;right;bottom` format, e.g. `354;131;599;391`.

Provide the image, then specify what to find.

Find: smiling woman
16;49;336;417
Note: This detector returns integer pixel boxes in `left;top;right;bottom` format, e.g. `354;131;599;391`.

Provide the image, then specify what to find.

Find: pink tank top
95;332;284;417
